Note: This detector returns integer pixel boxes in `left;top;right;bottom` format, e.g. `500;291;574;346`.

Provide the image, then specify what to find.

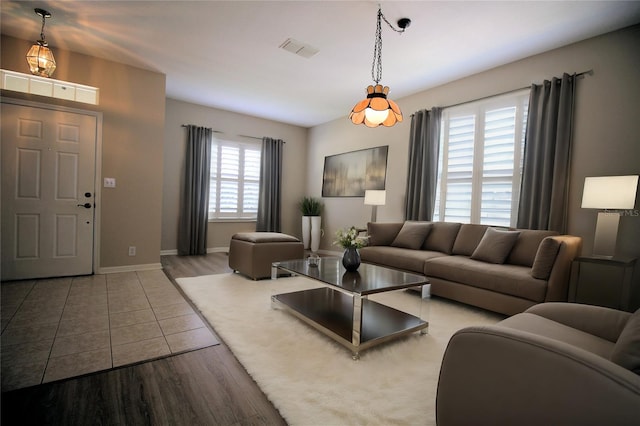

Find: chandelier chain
371;8;383;84
380;11;408;34
371;6;407;85
40;15;46;40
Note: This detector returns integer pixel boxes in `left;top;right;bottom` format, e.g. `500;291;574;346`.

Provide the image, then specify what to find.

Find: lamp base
592;211;620;258
370;205;378;223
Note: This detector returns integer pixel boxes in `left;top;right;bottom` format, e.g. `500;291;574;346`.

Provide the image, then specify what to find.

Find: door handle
77;203;92;209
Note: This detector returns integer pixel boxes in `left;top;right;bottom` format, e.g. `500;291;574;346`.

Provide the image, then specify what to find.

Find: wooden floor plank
1;253;286;426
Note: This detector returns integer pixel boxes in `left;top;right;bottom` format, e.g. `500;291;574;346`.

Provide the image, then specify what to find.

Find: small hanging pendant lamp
349;7;410;128
26;8;57;78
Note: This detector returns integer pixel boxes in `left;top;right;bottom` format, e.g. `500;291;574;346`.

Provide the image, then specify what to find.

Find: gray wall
162;98;308;252
307;25;640;307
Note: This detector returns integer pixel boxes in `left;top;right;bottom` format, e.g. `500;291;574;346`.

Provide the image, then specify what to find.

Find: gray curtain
178;125;212;255
404;108;442;221
256;137;284;232
517;73;576;232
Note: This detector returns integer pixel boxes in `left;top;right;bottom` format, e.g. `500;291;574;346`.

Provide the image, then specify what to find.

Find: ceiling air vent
279;38;319;59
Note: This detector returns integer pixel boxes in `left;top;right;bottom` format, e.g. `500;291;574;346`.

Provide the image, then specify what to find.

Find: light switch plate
104;177;116;188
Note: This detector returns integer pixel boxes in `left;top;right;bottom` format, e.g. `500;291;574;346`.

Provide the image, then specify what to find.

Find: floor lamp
581;175;638;258
364;190;386;223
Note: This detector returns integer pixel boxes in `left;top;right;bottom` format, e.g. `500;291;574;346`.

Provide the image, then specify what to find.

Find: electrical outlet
128;246;136;256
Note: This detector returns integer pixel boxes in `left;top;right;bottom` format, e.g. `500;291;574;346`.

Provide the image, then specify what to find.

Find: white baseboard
97;263;163;274
159;247;229;257
207;247;229;253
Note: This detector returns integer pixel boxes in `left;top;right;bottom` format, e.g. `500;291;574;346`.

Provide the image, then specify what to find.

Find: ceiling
2;1;640;128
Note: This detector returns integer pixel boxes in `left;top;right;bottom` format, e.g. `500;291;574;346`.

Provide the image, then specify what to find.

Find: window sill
208;218;257;223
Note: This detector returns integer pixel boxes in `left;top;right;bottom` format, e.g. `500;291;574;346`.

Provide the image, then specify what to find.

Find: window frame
208;138;262;222
433;89;530;227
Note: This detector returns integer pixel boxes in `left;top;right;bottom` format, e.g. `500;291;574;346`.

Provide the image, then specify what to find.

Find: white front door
1;102;97;280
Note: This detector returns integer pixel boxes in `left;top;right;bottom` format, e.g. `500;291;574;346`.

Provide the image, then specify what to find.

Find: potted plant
334;226;368;271
299;196;323;216
299;197;323;251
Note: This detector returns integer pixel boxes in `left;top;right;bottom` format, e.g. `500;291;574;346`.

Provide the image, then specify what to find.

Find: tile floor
1;270;219;392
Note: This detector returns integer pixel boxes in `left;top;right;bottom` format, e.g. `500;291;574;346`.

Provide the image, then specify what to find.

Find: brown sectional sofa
359;221;582;315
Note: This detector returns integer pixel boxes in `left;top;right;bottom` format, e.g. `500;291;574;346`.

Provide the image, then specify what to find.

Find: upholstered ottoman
228;232;304;279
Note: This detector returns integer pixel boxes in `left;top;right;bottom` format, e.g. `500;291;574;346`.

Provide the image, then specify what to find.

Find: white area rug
176;273;503;426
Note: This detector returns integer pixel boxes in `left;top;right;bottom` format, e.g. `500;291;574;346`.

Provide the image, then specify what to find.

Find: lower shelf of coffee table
271;287;428;356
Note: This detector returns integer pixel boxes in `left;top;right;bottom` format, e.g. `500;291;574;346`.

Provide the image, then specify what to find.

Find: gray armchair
436;303;640;426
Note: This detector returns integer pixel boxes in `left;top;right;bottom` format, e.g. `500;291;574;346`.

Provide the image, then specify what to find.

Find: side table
569;256;636;311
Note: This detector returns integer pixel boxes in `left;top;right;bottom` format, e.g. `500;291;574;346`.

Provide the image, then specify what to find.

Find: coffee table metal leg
420;283;430;335
352;294;363;360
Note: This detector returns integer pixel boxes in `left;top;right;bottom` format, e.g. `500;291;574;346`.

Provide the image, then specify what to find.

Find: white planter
310;216;322;253
301;216;311;249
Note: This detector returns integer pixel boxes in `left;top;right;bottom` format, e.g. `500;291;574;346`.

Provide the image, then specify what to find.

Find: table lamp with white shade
581;175;638;258
364;190;386;222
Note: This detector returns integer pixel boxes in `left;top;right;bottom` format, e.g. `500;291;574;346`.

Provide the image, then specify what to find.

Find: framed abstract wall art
321;145;388;197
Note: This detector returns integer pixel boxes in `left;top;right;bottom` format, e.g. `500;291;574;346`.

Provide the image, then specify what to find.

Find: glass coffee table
271;257;429;359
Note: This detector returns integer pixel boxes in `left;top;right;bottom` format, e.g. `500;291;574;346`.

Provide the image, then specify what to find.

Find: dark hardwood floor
1;253;287;426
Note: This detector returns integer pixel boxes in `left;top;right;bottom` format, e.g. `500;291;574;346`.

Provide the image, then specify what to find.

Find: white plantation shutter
441;114;475;223
242;148;261;214
209;140;261;219
434;90;529;227
220;146;239;213
210;144;218;213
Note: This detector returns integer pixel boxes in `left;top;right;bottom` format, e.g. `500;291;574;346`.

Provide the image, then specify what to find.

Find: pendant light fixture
349;6;410;128
26;8;57;78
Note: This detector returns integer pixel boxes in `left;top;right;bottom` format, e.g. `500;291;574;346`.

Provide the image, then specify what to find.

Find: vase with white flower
334;226;368;272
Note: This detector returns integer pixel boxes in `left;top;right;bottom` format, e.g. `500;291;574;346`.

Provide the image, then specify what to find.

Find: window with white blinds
209;140;261;220
433;90;530;227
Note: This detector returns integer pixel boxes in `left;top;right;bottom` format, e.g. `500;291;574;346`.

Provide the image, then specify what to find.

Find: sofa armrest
437;326;640;426
544;235;582;302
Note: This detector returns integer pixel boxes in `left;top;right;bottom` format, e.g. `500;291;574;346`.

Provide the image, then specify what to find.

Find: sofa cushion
360;246;446;274
530;237;561;279
610;308;640;374
422;222;461;254
367;222;404;246
425;256;547;302
452;224;490;256
507;230;559;267
391;222;432;249
471;228;521;264
232;232;300;243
